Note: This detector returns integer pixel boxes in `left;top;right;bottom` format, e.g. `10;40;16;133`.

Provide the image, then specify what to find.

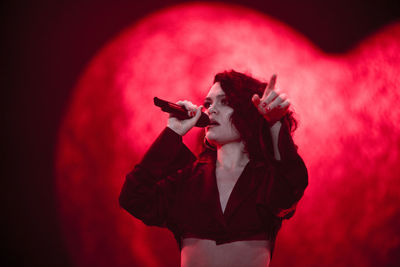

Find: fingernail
262;102;267;107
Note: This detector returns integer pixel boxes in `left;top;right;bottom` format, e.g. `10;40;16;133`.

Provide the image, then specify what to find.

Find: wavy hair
205;70;298;161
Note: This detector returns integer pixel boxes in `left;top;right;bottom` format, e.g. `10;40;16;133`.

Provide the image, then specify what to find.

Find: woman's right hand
167;100;203;136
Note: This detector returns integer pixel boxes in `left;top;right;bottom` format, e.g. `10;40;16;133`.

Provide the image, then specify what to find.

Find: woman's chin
205;135;218;147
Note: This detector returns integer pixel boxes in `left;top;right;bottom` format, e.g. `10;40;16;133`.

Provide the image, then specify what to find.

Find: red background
3;0;399;266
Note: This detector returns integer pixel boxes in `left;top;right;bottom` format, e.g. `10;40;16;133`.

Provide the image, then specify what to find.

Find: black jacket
119;124;308;254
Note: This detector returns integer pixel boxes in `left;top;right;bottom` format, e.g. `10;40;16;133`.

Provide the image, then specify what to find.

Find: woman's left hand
251;74;290;125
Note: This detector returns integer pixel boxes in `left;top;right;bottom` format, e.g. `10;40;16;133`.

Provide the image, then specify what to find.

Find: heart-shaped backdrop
56;3;400;267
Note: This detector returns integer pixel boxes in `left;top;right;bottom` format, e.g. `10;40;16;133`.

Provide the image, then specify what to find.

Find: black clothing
119;124;308;255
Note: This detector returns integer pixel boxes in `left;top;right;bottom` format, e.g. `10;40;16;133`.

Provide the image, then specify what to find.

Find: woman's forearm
269;121;282;161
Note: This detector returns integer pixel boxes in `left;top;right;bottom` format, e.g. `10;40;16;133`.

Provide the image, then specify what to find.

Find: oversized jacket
119;123;308;255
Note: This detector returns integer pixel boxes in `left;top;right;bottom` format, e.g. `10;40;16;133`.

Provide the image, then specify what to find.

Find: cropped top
119;124;308;256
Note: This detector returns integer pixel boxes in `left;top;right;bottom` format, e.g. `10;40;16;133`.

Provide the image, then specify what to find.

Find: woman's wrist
167;125;186;136
268;120;282;129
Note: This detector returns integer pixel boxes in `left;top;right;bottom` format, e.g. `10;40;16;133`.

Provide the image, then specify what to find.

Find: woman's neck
216;141;250;170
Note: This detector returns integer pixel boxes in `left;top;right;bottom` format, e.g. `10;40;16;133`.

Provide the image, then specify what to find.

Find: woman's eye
221;98;228;105
203;102;210;108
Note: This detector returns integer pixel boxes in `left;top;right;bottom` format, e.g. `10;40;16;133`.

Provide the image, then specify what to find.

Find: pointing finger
263;74;277;98
267;74;276;91
268;74;277;90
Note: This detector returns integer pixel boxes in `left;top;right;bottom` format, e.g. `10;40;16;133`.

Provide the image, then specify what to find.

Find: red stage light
56;3;400;267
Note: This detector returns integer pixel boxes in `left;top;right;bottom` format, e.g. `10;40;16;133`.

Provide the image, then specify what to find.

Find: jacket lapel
223;161;265;222
197;154;266;226
196;155;227;227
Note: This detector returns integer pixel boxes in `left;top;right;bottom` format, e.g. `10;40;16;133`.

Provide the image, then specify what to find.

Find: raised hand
251;74;290;125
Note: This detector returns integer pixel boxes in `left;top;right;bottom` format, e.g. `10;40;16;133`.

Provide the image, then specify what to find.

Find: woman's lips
207;120;220;129
209;119;219;125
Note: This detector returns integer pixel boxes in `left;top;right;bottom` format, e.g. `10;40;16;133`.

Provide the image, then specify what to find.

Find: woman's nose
208;104;217;114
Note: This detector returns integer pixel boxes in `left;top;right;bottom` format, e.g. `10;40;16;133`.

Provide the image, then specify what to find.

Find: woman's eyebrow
204;94;226;101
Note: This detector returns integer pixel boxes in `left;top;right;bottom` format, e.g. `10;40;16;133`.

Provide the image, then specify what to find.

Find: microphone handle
153;97;210;127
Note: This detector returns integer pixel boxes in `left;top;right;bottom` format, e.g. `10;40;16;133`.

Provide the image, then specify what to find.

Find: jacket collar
196;154;266;225
197;149;216;163
197;150;265;168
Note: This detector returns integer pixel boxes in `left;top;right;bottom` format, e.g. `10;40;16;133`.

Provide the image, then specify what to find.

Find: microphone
153;97;210;127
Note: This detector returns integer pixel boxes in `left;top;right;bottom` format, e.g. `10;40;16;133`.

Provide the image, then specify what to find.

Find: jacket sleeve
119;127;197;226
266;122;308;220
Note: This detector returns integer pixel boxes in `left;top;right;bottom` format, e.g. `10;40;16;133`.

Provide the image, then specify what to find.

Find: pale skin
167;74;290;267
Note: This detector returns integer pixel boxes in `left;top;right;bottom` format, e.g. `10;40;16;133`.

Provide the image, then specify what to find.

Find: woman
119;70;308;267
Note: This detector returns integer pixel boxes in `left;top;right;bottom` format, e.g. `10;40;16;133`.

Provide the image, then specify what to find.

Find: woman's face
204;82;241;147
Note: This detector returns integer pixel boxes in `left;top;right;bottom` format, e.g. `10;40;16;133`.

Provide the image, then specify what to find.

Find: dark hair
209;70;298;161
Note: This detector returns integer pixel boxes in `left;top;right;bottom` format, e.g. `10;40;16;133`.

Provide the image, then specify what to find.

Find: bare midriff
181;237;272;267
